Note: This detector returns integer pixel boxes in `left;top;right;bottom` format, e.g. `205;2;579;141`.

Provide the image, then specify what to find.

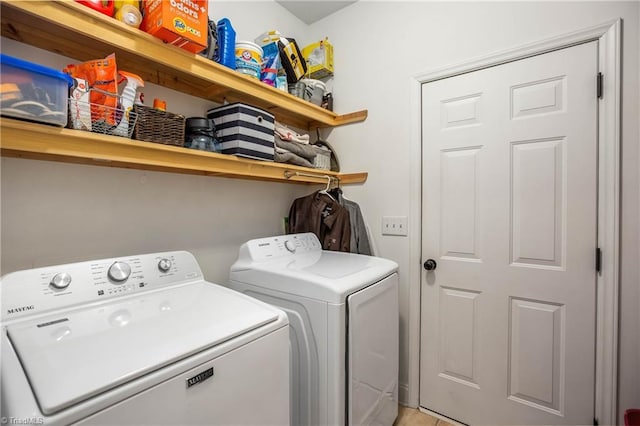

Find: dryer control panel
1;251;203;322
239;233;322;262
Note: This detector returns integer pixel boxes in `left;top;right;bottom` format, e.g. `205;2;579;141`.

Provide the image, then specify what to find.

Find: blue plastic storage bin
0;54;73;126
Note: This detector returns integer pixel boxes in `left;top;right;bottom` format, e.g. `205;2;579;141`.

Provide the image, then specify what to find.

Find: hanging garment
288;191;351;252
335;191;373;255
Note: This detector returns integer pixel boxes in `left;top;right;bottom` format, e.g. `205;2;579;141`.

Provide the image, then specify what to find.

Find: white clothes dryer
229;233;399;426
1;251;290;425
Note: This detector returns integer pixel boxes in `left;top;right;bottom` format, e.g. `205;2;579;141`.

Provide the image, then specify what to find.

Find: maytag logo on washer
186;367;214;388
6;305;35;315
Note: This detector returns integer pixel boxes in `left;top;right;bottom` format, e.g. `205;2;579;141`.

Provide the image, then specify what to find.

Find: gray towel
274;150;314;168
274;137;317;161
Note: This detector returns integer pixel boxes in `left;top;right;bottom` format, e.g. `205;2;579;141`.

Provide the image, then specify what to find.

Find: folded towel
274;149;315;168
275;137;317;161
275;121;310;144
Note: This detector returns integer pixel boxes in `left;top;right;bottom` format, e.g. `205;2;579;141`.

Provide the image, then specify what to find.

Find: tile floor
394;406;458;426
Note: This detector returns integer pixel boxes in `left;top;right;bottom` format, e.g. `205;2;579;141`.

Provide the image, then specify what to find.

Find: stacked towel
275;121;310;144
273;121;316;167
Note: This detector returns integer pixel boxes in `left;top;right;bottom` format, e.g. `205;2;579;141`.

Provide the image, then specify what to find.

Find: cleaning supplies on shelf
235;41;263;80
64;54;119;126
114;2;142;28
200;20;218;61
278;37;307;84
153;98;167;111
75;0;115;17
260;42;281;87
68;76;92;131
302;38;334;79
141;0;208;54
112;70;143;136
216;18;236;70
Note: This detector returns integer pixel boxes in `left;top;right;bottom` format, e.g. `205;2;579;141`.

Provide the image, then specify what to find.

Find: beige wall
1;1;638;422
308;1;640;420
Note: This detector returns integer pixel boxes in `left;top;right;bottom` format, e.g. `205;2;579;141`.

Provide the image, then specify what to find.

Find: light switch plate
382;216;408;236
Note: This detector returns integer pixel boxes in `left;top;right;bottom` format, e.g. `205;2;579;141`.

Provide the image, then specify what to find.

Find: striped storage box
207;103;275;161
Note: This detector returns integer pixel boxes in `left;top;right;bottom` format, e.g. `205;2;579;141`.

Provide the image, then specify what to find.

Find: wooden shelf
0;118;368;185
0;0;367;130
0;1;369;186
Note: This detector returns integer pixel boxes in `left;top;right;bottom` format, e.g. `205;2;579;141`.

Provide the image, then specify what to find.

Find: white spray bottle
113;71;144;137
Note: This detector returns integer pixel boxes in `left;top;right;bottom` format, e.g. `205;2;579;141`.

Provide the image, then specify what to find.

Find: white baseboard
398;382;415;407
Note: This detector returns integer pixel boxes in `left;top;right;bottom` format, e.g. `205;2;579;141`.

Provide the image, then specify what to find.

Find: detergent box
302;39;334;79
142;0;208;54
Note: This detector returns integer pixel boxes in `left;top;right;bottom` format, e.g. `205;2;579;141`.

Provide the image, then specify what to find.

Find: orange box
142;0;208;54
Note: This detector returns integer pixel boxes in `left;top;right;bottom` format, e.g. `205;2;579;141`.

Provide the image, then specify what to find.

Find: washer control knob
50;272;72;290
108;261;131;283
284;239;296;253
158;258;172;273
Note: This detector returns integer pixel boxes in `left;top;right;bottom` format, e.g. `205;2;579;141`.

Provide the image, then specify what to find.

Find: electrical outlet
382;216;408;236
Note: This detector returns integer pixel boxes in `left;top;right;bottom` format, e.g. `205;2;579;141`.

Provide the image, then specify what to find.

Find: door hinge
597;72;603;99
596;247;602;273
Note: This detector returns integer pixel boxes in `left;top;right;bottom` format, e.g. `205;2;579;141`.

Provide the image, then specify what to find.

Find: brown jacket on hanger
287;191;351;252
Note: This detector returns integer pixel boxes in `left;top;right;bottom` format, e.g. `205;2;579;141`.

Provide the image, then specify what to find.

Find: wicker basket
312;145;331;170
133;105;186;146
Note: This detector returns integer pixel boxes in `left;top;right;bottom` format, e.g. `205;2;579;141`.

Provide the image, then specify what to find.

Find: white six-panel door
420;41;598;425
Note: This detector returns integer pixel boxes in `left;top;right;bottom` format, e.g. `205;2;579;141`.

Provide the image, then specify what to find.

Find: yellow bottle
114;0;139;11
114;1;142;28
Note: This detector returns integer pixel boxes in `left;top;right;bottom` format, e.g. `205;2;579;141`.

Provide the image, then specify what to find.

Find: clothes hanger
282;171;338;201
319;175;336;200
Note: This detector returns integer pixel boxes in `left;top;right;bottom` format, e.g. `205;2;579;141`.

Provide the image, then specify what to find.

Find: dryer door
347;273;399;426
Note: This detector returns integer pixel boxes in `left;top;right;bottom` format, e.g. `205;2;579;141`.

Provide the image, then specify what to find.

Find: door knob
423;259;437;271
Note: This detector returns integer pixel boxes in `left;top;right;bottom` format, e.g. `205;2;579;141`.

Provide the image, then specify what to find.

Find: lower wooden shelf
0;118;367;185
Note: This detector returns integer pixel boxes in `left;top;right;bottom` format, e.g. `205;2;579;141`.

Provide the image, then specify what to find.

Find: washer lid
6;282;280;415
230;251;398;303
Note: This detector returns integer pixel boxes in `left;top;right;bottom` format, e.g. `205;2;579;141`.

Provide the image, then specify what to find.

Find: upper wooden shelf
0;0;367;130
0;118;368;185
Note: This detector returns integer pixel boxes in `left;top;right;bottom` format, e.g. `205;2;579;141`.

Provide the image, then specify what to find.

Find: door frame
406;20;621;425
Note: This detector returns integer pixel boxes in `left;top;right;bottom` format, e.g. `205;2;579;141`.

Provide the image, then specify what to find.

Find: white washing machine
229;233;399;426
1;251;290;425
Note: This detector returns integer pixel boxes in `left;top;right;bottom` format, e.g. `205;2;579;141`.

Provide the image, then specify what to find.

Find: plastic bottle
216;18;236;70
115;4;142;28
113;71;144;137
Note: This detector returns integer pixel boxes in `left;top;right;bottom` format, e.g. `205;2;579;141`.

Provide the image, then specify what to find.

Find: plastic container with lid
0;54;73;127
235;41;263;80
184;117;220;152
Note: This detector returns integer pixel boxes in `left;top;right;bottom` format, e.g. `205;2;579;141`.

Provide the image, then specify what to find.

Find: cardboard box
303;39;334;79
142;0;208;54
207;103;275;161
